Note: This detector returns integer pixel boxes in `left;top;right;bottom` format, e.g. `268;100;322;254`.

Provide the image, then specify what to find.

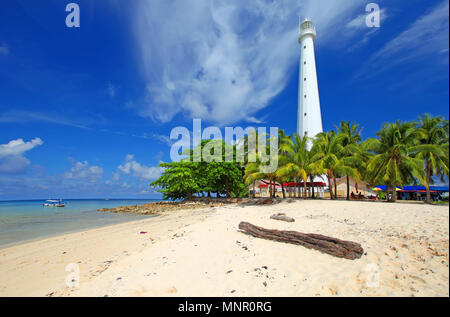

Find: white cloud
118;154;162;180
346;14;367;29
152;133;173;146
346;8;387;30
0;138;43;158
0;156;31;174
132;0;361;125
112;171;120;181
246;116;265;124
345;8;388;52
370;1;449;68
0;110;90;129
0;43;8;55
0;138;43;174
63;160;104;182
347;27;380;52
0;111;160;142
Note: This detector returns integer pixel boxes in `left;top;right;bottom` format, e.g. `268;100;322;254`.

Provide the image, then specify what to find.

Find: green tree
312;131;359;200
244;130;282;198
414;114;449;204
277;133;313;199
306;147;328;199
206;161;247;198
276;129;292;198
363;121;425;202
150;162;200;200
244;161;266;197
197;139;248;198
152;139;248;200
311;131;344;199
244;161;278;198
336;121;364;200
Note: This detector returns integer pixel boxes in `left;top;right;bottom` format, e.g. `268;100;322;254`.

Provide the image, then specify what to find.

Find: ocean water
0;199;161;248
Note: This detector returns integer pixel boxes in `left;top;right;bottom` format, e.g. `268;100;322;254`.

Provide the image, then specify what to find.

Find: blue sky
0;0;448;200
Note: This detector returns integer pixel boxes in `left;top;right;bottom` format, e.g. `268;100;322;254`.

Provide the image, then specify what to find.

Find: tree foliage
150;162;201;200
151;114;449;202
363;121;426;202
414;114;449;203
151;140;248;200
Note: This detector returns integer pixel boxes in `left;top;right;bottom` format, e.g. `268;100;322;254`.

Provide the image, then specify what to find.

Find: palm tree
311;131;340;199
307;168;328;199
244;161;265;197
244;129;282;198
414;114;449;204
364;121;425;202
277;130;291;199
277;134;313;199
312;131;360;200
242;129;263;198
337;121;364;200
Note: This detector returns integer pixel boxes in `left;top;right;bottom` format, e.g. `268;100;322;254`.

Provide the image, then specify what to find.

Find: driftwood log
238;222;364;260
270;213;295;223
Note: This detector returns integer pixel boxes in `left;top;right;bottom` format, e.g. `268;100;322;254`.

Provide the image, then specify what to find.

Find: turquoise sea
0;199;161;248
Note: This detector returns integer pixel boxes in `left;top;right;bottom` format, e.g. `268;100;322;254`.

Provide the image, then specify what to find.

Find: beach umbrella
372;187;402;191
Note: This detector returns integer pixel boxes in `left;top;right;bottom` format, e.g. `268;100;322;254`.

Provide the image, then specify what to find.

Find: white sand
0;200;448;297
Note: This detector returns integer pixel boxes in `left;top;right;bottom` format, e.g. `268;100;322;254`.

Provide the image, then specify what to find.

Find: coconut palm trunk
272;178;276;198
425;161;432;204
390;186;397;202
303;181;307;199
346;175;350;200
334;175;338;200
327;174;334;200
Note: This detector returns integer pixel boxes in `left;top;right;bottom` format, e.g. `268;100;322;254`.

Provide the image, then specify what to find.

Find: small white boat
43;199;66;207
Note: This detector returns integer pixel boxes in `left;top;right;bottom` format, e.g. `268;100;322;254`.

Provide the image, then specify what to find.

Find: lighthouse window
304;78;306;81
304;113;307;116
304;45;306;49
304;95;307;98
303;21;313;29
304;61;306;64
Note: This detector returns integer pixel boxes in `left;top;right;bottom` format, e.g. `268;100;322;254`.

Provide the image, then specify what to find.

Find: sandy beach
0;200;448;297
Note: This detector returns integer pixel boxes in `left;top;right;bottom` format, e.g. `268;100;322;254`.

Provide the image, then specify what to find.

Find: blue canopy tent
374;185;449;192
374;185;449;201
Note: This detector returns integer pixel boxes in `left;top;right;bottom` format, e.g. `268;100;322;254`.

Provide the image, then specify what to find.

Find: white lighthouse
297;19;323;141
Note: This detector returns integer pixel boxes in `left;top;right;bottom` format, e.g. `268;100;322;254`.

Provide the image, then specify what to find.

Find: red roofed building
248;180;327;198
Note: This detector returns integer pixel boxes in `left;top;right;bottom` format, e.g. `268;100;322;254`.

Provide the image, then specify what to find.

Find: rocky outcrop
97;201;216;215
97;197;289;215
